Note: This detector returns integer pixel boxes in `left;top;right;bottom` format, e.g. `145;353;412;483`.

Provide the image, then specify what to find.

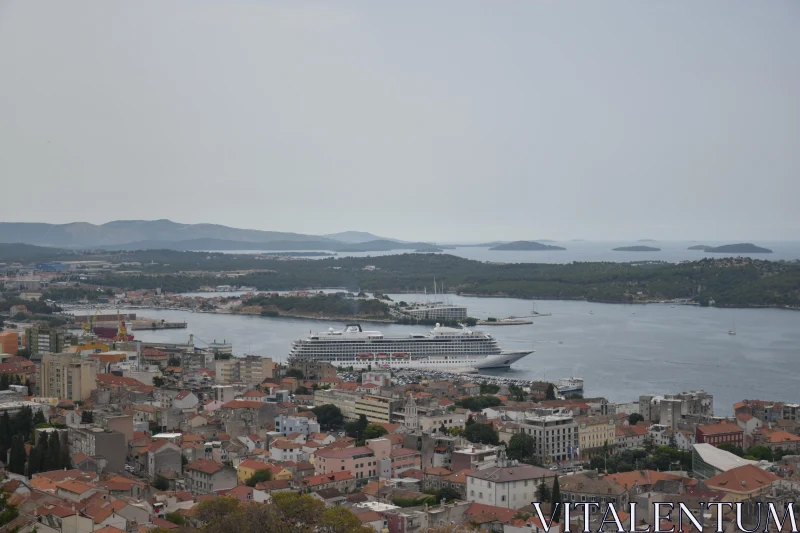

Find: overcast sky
1;1;798;242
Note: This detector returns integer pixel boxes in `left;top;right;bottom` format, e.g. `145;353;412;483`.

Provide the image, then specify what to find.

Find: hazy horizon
1;1;798;242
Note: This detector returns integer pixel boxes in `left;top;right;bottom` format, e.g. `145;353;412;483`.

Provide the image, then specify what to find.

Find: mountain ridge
0;220;339;248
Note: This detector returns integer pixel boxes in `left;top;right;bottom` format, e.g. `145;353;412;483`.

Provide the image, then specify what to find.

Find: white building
466;462;557;509
269;439;307;462
275;414;320;437
519;412;579;465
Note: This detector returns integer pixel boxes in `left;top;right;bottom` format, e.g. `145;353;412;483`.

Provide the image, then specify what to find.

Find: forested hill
78;252;800;308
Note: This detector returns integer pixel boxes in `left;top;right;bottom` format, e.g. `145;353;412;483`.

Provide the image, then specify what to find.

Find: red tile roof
186;459;224;475
237;459;270;471
222;400;265;409
697;422;743;435
465;502;517;524
316;446;373;459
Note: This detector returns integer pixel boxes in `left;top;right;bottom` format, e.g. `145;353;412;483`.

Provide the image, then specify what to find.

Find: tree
272;492;324;533
550;477;561;522
0;375;8;391
81;410;94;424
318;506;373;533
28;433;48;476
643;435;656;456
546;384;556;401
507;432;536;462
717;442;744;457
628;413;644;425
33;409;46;426
437;486;461;503
538;477;551;502
479;382;500;395
168;357;181;367
245;468;273;487
455;396;501;411
152;475;169;491
45;431;61;471
285;368;305;379
311;404;344;430
0;412;11;455
194;496;241;524
464;423;499;445
345;414;369;440
363;423;388;441
746;445;773;462
165;511;186;525
0;493;19;528
16;348;30;359
8;435;26;475
668;433;678;449
508;384;526;402
153;376;165;387
466;414;475;427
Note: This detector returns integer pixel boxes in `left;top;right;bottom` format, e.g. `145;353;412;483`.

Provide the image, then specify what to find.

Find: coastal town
2;268;800;533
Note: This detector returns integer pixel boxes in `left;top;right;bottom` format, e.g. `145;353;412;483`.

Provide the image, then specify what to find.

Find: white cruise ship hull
289;323;533;371
313;350;531;372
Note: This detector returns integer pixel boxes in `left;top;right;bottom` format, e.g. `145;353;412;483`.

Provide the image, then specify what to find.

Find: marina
109;293;800;415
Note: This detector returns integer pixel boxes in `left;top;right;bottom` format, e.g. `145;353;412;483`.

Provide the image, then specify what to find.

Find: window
479;492;483;499
501;495;506;502
470;490;474;496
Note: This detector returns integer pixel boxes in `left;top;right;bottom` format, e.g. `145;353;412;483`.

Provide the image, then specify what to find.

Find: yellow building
576;415;616;457
215;355;274;385
355;394;395;424
236;460;291;483
39;354;98;401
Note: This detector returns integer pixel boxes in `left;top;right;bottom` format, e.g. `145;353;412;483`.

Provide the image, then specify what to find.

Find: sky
1;1;798;242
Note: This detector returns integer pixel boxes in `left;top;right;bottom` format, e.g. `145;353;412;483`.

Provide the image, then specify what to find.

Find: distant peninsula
415;246;444;253
688;243;773;254
490;241;566;251
613;246;661;252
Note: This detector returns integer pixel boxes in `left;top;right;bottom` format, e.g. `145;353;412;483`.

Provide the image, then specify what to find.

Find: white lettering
598;503;625;533
707;503;734;533
678;502;704;532
533;502;560;533
765;502;798;533
629;503;652;533
654;503;676;533
573;502;600;533
737;502;762;533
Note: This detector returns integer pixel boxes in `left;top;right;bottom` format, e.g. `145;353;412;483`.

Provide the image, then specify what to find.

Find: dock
129;319;187;331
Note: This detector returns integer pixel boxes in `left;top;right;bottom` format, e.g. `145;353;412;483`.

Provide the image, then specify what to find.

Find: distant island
613;246;661;252
688;243;773;254
490;241;567;251
414;246;444;253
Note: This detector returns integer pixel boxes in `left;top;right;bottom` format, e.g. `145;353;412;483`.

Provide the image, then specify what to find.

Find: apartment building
40;354;98;401
696;422;744;448
214;355;274;385
26;326;67;355
275;414;321;436
575;415;615;457
185;459;237;495
67;426;126;474
315;446;378;481
313;388;398;423
519;412;579;465
466;464;556;509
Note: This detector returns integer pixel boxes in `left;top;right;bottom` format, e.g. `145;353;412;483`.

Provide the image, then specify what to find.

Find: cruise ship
288;323;532;371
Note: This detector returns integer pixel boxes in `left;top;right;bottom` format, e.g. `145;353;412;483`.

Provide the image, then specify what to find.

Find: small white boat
728;319;736;336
